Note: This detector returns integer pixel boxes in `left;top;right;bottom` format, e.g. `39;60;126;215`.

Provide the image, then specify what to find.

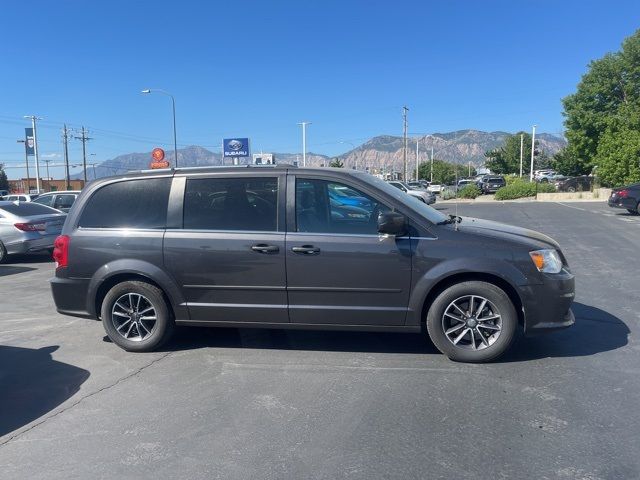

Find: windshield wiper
437;214;462;225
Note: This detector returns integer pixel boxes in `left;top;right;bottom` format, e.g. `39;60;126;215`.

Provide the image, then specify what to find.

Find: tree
552;147;586;176
418;159;454;184
329;158;344;168
562;29;640;185
484;132;532;175
0;164;9;192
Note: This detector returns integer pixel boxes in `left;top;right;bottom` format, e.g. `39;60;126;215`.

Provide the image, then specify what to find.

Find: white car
3;194;38;202
427;184;442;193
387;181;436;204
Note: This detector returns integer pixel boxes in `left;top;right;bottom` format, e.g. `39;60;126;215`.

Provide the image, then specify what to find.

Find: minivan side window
78;178;171;229
296;179;390;235
184;177;278;231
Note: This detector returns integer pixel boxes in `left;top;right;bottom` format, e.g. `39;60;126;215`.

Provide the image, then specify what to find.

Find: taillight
14;222;46;231
617;189;628;198
53;235;70;269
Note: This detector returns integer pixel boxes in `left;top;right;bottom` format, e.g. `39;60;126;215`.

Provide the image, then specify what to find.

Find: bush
494;180;555;200
440;187;457;200
458;184;481;199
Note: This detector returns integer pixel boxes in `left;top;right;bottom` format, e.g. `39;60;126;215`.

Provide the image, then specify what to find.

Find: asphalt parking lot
0;201;638;479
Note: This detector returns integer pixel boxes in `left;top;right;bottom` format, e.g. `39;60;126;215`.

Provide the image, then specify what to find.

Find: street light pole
24;115;42;193
298;122;311;167
416;137;419;181
141;89;178;167
529;125;537;181
519;133;524;178
16;139;30;194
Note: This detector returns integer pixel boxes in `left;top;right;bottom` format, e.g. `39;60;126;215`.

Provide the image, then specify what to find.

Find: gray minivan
51;165;574;362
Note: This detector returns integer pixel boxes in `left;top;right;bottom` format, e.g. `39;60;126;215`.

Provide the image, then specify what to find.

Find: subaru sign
223;138;250;158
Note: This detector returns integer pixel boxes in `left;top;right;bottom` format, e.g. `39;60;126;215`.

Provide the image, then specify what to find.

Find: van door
285;175;412;326
163;174;289;323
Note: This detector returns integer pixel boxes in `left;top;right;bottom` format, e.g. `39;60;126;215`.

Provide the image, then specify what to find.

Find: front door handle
251;244;279;254
291;245;320;255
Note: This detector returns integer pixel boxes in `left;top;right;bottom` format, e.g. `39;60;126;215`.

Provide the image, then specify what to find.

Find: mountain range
75;130;566;180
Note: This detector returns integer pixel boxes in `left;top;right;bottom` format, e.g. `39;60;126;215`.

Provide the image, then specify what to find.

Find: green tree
552;147;587;176
0;164;9;192
329;158;344;168
418;159;457;184
484;132;532;175
562;29;640;185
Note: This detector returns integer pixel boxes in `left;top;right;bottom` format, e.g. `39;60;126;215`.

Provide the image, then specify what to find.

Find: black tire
628;204;640;215
426;281;517;363
0;241;7;264
567;187;576;193
101;280;174;352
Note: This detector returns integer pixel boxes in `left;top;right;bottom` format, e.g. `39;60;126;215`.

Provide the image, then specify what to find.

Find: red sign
151;148;165;162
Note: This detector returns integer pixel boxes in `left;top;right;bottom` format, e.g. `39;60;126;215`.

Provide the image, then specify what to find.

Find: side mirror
377;211;407;236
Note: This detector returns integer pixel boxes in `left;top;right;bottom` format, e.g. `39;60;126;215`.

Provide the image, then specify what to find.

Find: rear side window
78;178;171;229
184;177;278;231
33;195;54;207
54;194;76;209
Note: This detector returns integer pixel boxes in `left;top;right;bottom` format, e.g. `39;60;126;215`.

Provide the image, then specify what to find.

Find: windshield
361;174;448;224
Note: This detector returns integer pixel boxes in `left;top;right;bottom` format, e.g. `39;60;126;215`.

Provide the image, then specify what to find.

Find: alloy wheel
111;293;157;342
441;295;502;350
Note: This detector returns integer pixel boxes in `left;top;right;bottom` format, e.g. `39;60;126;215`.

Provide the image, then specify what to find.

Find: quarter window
184;177;278;231
78;178;171;229
296;179;390;234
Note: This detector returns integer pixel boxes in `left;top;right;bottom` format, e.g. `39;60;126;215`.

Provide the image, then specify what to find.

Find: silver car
0;201;66;263
387;181;436;204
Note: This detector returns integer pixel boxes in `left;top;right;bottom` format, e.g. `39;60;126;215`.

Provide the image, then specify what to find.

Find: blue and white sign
223;138;250;158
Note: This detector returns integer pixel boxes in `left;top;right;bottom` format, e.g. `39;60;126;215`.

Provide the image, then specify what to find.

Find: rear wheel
0;241;7;264
628;203;640;215
101;281;174;352
567;187;576;193
426;281;517;363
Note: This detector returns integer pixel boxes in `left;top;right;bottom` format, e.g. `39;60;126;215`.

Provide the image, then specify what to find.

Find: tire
426;281;517;363
0;241;7;264
628;203;640;215
101;280;174;352
567;187;576;193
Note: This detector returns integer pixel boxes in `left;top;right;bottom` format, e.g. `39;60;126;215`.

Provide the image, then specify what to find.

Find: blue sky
0;0;638;179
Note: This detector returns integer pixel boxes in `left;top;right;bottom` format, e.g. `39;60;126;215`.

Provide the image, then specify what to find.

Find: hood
457;216;560;250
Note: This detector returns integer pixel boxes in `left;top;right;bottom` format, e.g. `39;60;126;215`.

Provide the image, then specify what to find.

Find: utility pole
519;133;524;178
297;122;311;167
529;125;537;181
24;115;42;193
62;124;71;190
44;159;51;180
17;139;30;193
468;161;472;177
74;126;92;183
402;106;409;181
416;137;420;181
430;146;434;183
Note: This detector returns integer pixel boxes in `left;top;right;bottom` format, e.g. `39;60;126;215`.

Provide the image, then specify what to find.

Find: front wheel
426;281;517;363
101;281;174;352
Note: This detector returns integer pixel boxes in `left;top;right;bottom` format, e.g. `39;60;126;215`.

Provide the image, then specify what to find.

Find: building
252;153;275;165
8;178;85;194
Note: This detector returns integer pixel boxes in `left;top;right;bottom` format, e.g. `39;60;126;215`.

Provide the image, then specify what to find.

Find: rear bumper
50;274;94;319
5;234;57;254
608;198;635;210
519;270;575;335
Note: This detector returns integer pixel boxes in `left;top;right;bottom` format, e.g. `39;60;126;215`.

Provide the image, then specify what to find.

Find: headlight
529;249;563;274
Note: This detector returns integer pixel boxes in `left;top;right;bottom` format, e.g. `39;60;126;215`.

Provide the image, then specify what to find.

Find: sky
0;0;639;179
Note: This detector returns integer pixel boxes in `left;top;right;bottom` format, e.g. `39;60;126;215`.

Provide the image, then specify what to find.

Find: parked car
32;191;81;213
407;181;427;190
51;165;574;363
479;176;506;194
388;181;435;204
555;176;593;193
0;190;9;198
534;169;556;181
426;183;443;194
3;194;38;202
0;201;66;263
608;182;640;214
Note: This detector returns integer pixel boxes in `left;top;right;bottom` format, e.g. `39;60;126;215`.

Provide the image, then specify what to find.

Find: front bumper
518;269;575;335
50;274;94;319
